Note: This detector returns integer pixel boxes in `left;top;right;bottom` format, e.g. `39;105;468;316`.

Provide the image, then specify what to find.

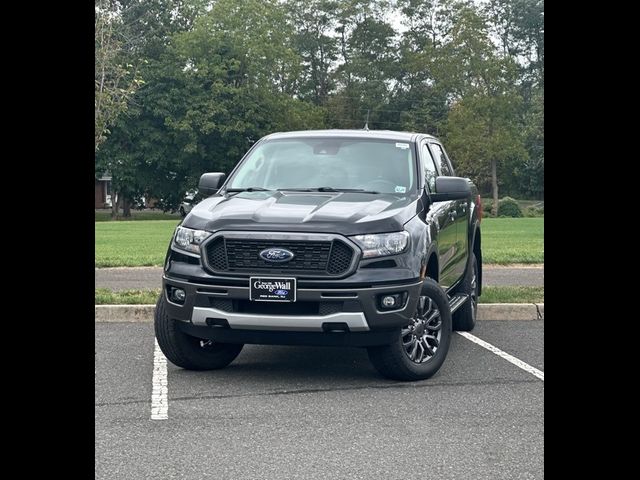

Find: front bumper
162;275;423;345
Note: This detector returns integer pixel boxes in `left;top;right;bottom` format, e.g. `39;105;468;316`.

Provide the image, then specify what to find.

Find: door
429;142;467;284
422;142;458;289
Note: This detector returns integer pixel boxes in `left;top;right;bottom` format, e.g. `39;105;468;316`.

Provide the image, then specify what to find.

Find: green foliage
98;0;326;211
444;93;528;193
523;206;543;218
483;198;542;217
96;0;544;209
95;0;144;151
498;196;523;217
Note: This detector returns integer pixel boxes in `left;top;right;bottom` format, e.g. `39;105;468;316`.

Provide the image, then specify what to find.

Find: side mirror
429;177;471;202
198;172;226;196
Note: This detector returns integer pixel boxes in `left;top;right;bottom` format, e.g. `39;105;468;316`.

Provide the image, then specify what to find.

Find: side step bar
448;293;469;314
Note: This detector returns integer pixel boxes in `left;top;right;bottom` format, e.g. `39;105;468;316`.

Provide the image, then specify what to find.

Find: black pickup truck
155;130;482;381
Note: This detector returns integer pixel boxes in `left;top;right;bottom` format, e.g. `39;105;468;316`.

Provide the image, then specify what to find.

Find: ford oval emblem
259;248;295;263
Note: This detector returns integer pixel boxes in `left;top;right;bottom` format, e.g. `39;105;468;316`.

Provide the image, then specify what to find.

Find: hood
182;190;423;236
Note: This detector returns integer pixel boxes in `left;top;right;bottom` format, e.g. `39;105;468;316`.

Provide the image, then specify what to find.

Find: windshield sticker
395;186;407;193
395;143;409;149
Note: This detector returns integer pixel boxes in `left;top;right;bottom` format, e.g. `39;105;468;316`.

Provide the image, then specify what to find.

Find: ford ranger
155;130;482;381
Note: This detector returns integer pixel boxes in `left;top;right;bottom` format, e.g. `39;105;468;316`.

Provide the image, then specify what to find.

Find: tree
484;0;544;89
435;4;528;215
518;86;543;198
95;0;142;152
323;0;399;128
96;0;208;216
389;0;457;135
98;0;326;214
287;0;340;105
95;0;544;216
445;93;527;214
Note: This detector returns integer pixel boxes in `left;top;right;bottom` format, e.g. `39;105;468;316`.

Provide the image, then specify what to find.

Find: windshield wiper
315;187;380;194
277;187;380;194
226;187;271;193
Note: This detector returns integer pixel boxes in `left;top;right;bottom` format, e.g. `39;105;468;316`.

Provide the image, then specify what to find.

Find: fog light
378;292;408;311
171;288;186;303
382;295;397;308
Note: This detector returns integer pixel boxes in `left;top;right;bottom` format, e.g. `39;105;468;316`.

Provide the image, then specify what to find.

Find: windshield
227;137;416;195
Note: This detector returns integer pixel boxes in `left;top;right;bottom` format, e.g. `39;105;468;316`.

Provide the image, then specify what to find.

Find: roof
263;129;437;143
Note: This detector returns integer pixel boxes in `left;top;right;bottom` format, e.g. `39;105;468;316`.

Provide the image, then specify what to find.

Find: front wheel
154;295;243;370
367;278;452;381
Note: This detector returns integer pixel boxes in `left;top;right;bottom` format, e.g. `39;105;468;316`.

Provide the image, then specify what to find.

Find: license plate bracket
249;277;297;302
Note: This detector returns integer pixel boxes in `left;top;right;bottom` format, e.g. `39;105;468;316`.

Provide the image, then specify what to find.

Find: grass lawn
95;220;179;267
95;217;543;267
481;217;543;264
94;286;543;304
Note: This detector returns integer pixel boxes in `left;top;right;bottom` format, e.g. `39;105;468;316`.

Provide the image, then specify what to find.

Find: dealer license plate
249;277;297;302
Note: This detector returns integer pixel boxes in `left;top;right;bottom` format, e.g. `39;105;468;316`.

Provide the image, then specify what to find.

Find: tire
367;278;452;381
452;252;478;332
154;295;243;370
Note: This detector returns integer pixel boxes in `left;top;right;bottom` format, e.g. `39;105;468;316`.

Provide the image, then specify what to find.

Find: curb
95;303;544;323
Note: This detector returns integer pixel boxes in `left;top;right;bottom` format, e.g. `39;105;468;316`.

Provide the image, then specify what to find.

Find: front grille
226;239;331;271
205;236;355;277
210;298;233;312
327;241;353;274
207;238;228;270
318;301;343;316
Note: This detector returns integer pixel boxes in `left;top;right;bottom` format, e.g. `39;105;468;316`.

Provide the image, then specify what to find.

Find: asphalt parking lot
95;320;544;479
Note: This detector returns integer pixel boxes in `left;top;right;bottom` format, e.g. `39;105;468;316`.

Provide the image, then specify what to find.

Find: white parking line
151;338;168;420
457;331;544;381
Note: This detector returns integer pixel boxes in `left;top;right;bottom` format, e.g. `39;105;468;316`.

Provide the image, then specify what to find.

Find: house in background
95;173;112;208
94;173;161;210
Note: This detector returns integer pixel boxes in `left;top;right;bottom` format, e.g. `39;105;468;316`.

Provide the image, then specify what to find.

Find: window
421;143;438;192
228;138;417;195
430;143;453;176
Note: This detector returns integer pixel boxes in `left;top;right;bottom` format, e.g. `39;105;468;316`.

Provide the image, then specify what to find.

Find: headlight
172;226;212;255
350;231;410;258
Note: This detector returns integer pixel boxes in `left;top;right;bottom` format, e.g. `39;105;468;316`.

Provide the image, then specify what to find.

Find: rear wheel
452;252;478;331
367;278;452;381
154;295;243;370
